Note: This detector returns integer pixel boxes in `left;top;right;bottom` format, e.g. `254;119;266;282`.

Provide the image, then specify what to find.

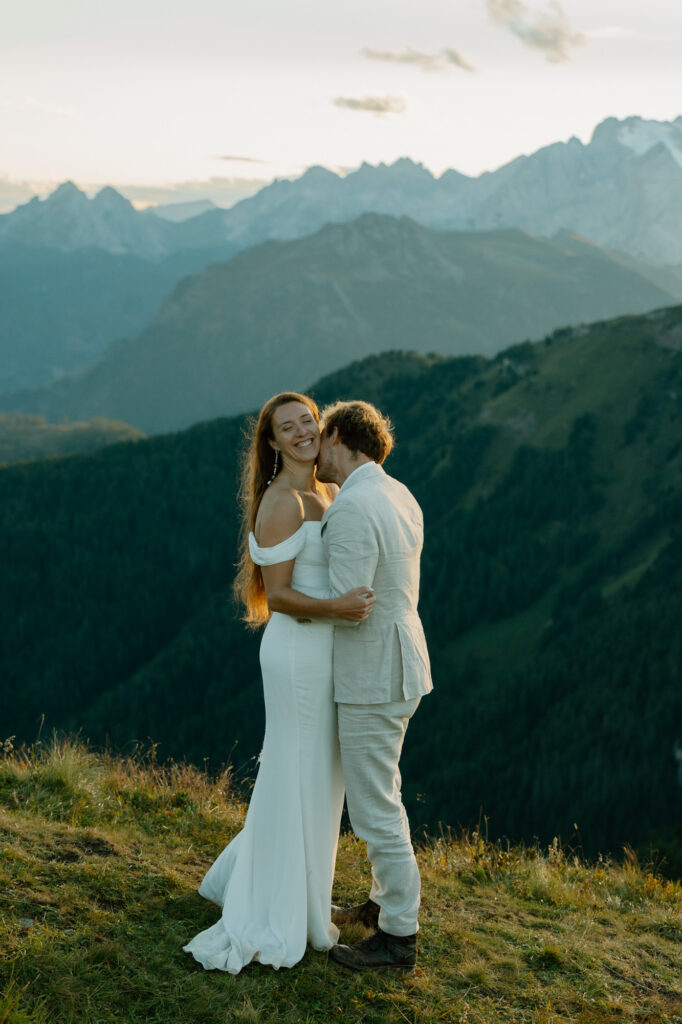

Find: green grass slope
2;738;681;1024
0;304;680;859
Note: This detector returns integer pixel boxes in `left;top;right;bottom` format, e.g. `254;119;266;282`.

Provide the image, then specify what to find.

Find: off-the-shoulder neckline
249;520;321;549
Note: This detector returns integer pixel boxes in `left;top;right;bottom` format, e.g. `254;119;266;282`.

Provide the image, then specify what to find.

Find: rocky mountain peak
589;117;626;148
0;178;173;257
93;186;133;209
300;165;339;184
50;181;88;203
589;115;682;168
352;157;435;183
390;157;435;180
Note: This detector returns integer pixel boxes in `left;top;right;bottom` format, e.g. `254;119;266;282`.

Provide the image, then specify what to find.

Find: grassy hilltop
1;737;681;1024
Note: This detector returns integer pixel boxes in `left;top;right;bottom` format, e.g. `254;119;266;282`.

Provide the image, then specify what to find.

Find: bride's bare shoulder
255;486;305;545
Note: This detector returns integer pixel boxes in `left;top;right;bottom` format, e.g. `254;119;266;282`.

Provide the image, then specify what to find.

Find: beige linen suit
321;460;432;936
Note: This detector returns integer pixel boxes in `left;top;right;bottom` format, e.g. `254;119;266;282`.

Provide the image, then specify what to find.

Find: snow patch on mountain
618;116;682;167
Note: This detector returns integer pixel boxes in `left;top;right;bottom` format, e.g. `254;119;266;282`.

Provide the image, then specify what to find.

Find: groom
316;400;433;971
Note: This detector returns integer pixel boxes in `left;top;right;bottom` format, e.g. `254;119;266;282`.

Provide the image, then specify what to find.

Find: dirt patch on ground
52;836;118;861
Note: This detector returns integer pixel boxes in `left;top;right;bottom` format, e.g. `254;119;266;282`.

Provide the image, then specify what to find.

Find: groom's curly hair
320;400;394;464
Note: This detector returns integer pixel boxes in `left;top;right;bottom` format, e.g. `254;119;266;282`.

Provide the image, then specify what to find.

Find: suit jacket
321;461;433;704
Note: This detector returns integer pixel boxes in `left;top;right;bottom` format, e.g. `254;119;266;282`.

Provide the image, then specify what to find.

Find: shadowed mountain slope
0;241;241;395
2;215;677;434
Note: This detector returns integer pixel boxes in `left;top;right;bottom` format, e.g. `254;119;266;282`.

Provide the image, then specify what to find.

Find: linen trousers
337;696;421;937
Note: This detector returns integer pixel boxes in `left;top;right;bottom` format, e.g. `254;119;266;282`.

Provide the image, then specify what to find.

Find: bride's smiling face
270;401;321;464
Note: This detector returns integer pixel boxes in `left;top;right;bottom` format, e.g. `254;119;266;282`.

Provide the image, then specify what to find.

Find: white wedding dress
183;521;344;973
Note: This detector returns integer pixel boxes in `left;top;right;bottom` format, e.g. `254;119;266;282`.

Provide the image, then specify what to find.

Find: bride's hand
335;586;376;621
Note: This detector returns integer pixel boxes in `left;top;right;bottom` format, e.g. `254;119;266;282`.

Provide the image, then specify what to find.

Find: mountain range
180;115;682;266
0;182;178;259
1;113;681;400
0;186;239;393
2;115;681;265
2;214;679;434
1;301;680;856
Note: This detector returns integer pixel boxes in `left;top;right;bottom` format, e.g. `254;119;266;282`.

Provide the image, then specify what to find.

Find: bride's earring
267;449;279;486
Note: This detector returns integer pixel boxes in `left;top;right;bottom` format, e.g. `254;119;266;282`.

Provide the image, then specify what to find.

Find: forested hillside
1;304;681;859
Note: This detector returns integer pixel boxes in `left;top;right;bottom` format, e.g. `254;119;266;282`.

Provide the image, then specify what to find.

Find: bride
183;391;375;974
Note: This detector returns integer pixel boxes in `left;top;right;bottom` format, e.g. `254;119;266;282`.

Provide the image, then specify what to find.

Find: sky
1;0;681;211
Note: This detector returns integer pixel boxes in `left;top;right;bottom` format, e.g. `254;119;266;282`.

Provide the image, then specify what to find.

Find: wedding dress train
183;521;344;973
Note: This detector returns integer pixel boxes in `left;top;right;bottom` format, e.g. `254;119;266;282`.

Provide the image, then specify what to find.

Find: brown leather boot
330;928;417;971
331;898;380;929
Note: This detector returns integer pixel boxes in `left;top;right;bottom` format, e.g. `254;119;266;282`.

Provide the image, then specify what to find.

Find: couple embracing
183;392;432;974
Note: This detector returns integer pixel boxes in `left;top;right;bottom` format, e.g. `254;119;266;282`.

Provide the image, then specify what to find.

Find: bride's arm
262;561;374;621
257;492;374;621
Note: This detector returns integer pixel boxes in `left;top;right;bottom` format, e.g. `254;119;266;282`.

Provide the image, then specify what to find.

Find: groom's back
329;466;432;704
360;471;423;617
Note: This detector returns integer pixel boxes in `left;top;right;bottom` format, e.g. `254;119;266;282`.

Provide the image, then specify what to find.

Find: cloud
442;48;477;72
485;0;585;62
217;155;267;164
333;96;407;116
362;46;475;73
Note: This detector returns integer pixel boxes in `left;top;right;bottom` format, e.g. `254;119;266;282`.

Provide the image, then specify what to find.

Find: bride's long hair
234;391;323;627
